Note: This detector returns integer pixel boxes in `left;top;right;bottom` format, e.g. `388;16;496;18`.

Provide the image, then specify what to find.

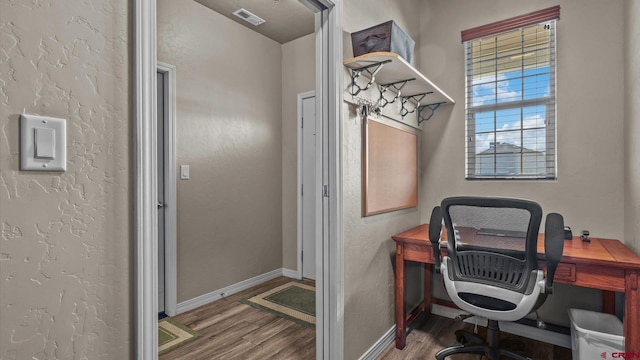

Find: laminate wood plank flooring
160;276;315;360
379;315;572;360
160;276;569;359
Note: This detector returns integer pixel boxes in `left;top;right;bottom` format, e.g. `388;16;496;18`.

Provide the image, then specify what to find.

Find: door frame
297;90;316;281
314;3;344;358
134;1;343;359
156;62;177;317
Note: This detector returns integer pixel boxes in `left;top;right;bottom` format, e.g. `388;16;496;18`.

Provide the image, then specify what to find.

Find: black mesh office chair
429;197;565;360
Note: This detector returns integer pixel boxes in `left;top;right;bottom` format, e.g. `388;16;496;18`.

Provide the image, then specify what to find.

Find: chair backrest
441;196;542;295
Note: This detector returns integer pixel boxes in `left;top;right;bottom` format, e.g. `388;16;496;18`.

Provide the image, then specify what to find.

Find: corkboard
363;118;418;216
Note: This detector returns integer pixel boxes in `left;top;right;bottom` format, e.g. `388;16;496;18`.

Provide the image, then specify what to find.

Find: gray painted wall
281;34;316;271
419;0;625;242
624;0;640;255
419;0;626;327
158;0;284;302
342;1;423;358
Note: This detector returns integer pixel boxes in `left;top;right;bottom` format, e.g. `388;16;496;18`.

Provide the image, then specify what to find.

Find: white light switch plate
20;114;66;171
180;165;190;180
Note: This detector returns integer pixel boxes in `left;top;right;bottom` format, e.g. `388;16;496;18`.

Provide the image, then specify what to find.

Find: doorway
133;0;343;359
299;91;316;280
156;70;165;315
156;62;177;317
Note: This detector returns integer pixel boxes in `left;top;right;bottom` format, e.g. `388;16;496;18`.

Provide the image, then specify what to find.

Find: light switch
180;165;190;180
20;114;66;171
34;128;55;159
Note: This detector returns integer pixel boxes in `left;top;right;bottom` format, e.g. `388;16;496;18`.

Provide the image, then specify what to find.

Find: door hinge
323;185;329;197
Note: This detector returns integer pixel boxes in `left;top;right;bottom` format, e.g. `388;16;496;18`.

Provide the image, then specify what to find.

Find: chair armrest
544;212;565;294
429;206;443;274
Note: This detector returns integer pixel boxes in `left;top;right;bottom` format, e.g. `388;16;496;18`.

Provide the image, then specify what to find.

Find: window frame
462;7;560;180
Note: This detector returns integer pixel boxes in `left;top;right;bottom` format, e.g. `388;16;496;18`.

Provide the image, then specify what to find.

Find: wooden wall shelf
344;52;455;124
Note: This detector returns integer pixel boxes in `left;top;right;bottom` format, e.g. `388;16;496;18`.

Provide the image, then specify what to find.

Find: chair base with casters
435;319;532;360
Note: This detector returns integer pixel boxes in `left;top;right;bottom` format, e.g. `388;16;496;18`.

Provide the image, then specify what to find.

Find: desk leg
423;263;432;316
602;291;615;314
624;270;639;353
395;244;406;349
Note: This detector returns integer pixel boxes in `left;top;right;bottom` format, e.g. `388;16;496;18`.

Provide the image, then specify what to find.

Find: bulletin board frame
363;117;418;216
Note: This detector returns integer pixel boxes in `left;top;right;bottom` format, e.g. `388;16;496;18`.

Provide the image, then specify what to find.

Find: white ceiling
194;0;315;44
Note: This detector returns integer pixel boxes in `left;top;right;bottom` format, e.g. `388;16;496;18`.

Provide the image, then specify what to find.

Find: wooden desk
392;224;640;352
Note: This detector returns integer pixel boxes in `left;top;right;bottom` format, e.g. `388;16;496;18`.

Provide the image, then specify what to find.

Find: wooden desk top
392;223;640;270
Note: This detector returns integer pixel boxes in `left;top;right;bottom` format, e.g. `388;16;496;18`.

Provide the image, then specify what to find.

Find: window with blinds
463;7;558;180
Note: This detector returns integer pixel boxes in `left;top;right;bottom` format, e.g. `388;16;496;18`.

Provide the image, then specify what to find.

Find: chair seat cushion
458;292;517;311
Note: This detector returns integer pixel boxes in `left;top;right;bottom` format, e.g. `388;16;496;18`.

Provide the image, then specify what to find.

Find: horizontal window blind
464;18;557;180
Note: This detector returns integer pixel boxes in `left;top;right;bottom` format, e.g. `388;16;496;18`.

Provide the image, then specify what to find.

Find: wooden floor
161;277;570;360
379;315;572;360
160;277;315;360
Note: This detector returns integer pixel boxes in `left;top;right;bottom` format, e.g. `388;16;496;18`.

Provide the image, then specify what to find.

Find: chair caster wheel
456;334;469;344
454;330;484;346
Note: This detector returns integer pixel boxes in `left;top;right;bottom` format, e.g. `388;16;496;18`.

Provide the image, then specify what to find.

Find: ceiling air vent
232;8;266;26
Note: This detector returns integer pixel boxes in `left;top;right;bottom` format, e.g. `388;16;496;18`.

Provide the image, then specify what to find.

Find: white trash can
568;308;624;360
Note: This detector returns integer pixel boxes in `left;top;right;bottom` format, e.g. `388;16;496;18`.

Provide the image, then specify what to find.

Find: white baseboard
431;304;571;349
282;268;300;279
358;326;395;360
175;268;285;314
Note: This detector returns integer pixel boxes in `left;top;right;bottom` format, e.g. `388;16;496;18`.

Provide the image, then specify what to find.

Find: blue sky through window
473;66;550;154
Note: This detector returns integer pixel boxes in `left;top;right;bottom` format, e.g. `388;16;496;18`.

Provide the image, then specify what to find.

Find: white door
157;71;166;314
301;94;316;280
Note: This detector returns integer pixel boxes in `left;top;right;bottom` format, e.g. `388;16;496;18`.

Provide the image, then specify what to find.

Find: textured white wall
624;0;640;255
0;1;131;358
